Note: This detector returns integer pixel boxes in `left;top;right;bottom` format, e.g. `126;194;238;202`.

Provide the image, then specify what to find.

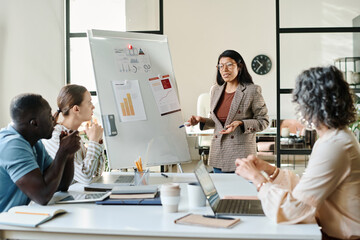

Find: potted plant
350;104;360;142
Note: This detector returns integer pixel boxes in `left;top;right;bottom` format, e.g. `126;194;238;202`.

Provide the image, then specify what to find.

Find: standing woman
188;50;269;173
43;84;105;184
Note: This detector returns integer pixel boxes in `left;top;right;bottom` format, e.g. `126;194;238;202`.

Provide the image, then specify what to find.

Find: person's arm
15;131;80;205
236;156;314;223
220;120;243;134
187;115;215;130
73;140;104;184
237;139;349;224
57;154;75;191
241;85;269;134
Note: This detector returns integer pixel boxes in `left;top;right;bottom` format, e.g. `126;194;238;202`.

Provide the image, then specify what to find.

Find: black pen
161;173;169;178
202;215;235;220
179;122;190;128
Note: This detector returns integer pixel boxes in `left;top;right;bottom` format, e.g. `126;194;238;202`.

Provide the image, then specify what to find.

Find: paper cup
187;182;206;208
160;183;180;213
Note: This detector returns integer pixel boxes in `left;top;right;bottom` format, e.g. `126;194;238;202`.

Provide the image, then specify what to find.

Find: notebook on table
96;193;161;205
109;185;158;199
194;161;264;216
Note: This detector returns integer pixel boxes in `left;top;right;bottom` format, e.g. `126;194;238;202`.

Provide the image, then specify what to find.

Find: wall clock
251;54;272;75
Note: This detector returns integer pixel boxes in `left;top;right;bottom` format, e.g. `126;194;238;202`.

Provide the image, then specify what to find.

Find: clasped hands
235;155;277;189
85;121;104;144
59;130;81;155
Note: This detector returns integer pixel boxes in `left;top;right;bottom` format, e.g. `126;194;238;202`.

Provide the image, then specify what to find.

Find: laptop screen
194;161;221;212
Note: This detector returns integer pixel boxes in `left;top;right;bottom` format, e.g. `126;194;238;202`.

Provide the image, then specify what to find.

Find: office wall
164;0;360;160
163;0;276;159
0;1;357;162
0;0;64;127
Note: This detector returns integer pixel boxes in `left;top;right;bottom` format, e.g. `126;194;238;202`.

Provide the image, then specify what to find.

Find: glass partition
280;0;360;28
70;0;126;32
280;32;359;89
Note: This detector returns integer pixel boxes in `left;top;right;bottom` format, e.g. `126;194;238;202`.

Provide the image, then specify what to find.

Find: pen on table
161;173;169;178
202;214;235;220
179;122;190;128
15;211;50;216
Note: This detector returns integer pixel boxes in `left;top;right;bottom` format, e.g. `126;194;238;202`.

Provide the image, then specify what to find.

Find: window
66;0;163;91
276;0;360;169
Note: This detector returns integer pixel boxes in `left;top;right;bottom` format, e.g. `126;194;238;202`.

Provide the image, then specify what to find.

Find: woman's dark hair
292;65;357;129
216;50;253;86
54;84;88;123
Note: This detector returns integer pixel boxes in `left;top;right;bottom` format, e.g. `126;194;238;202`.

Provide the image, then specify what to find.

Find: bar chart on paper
112;80;147;122
120;93;135;116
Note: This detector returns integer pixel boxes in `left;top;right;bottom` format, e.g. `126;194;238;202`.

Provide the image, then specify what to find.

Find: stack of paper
109;185;158;199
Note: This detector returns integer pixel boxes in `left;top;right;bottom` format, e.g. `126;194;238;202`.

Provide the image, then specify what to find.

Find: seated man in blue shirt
0;93;81;212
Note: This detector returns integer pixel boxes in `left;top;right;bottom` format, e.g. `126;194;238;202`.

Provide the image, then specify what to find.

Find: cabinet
334;57;360;87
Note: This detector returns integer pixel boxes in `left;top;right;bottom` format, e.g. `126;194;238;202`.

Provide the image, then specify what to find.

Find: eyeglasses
217;62;236;71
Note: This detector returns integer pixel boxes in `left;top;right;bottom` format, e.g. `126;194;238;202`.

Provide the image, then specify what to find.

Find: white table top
186;126;277;137
0;173;321;240
185;125;214;136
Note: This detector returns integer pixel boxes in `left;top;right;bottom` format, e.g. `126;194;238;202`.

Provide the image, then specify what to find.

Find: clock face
251;55;272;75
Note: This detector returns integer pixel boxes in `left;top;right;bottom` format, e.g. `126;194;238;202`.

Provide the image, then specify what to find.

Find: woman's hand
219;120;243;134
85;122;104;143
236;154;276;176
187;115;205;126
235;156;267;187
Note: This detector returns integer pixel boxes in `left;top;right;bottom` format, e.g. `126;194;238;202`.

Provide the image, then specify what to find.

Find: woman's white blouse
42;124;105;184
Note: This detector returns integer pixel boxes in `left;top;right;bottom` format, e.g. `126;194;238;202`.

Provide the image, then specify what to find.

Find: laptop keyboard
216;199;264;215
115;175;134;183
217;199;249;214
84;193;106;200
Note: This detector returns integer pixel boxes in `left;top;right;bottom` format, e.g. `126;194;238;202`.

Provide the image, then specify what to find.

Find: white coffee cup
160;183;180;213
187;182;206;209
281;127;290;138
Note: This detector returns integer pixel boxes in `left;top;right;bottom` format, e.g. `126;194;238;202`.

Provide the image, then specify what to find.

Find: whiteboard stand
88;30;191;169
177;163;184;173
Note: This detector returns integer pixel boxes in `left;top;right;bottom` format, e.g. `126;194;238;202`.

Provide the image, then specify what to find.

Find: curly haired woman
235;66;360;239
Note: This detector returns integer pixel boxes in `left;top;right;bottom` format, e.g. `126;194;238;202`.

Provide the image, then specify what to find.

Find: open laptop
54;191;111;204
84;174;135;191
194;161;264;216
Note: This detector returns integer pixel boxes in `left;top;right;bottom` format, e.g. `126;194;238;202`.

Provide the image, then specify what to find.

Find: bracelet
269;167;279;181
256;181;268;192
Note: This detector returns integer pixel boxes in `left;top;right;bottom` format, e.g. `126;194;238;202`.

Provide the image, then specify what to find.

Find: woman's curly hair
292;66;357;129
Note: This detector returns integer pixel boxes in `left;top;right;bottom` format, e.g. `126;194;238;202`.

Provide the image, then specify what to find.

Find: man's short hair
10;93;46;124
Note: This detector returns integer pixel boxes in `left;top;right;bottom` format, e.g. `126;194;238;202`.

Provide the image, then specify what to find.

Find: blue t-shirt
0;124;52;212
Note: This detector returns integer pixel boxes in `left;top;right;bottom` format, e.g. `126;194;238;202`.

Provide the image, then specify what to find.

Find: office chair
197;93;211;164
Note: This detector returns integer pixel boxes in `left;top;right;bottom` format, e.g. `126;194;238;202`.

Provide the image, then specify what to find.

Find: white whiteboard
88;30;191;169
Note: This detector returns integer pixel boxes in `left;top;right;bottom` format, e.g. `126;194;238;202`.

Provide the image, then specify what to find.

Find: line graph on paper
159;90;173;103
148;75;181;116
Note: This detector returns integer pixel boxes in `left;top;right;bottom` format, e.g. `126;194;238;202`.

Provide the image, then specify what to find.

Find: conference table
0;172;321;240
